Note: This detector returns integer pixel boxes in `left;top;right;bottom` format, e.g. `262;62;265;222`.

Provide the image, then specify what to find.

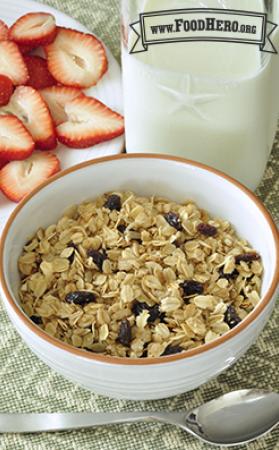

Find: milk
122;0;275;190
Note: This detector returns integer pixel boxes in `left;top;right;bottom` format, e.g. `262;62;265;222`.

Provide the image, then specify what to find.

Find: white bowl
0;154;278;400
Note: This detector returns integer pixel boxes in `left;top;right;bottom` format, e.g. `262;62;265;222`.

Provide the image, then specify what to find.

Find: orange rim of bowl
0;154;278;365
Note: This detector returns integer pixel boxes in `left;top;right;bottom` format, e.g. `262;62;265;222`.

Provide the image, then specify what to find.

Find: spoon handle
0;412;185;433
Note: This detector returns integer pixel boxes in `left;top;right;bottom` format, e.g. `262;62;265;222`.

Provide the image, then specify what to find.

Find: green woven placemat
0;1;278;449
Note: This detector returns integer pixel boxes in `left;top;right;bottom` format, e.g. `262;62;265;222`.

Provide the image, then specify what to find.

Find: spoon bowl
183;389;279;446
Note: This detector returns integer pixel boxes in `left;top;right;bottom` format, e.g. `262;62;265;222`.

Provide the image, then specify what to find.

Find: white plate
0;0;124;232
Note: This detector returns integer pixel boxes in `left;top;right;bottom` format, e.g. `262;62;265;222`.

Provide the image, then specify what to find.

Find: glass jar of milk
121;0;279;190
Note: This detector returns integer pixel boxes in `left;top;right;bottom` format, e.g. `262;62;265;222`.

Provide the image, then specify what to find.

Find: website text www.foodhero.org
150;17;257;35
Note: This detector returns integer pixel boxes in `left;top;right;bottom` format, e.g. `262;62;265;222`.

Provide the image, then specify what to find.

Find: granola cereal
18;192;263;358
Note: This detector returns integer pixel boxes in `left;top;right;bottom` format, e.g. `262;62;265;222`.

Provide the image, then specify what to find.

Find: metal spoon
0;389;278;446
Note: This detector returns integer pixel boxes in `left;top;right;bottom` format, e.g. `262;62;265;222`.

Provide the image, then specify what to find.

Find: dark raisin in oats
68;252;75;264
141;342;149;358
131;300;150;317
164;212;182;231
30;315;43;325
104;194;121;211
117;224;127;233
65;291;96;306
68;243;78;264
131;301;164;323
219;267;239;281
224;305;241;329
148;304;163;323
162;345;183;356
180;280;204;297
87;249;107;271
235;253;260;264
117;319;132;347
197;223;217;237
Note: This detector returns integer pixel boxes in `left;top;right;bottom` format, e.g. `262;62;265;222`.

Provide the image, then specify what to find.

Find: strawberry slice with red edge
56;95;124;148
9;12;57;51
1;86;57;150
0;20;8;41
0;151;60;202
45;27;108;88
24;55;56;89
0;41;29;85
0;158;8;169
39;86;82;126
0;75;14;106
18;43;36;54
0;115;34;161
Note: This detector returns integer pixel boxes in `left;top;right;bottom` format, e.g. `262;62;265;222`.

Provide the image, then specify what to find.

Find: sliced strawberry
19;43;38;54
45;27;108;88
1;86;57;150
0;41;29;85
24;55;56;89
0;152;60;202
0;115;34;161
0;20;8;41
0;75;13;106
56;96;124;148
0;158;8;169
9;13;57;51
39;86;82;126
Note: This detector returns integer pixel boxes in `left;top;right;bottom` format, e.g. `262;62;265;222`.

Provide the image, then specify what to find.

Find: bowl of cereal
0;154;278;400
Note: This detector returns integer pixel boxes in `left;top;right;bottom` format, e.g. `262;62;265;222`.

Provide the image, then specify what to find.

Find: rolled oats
18;191;263;358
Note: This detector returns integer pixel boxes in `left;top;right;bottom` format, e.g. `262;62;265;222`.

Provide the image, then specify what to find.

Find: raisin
180;280;204;297
68;243;78;264
197;223;217;237
104;194;121;211
164;212;182;231
219;267;239;281
235;253;260;264
117;319;132;347
30;315;43;325
117;224;126;233
148;305;164;323
224;305;241;329
162;345;183;356
131;301;164;323
140;343;149;358
65;291;96;306
87;249;107;271
68;252;75;264
131;300;150;317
